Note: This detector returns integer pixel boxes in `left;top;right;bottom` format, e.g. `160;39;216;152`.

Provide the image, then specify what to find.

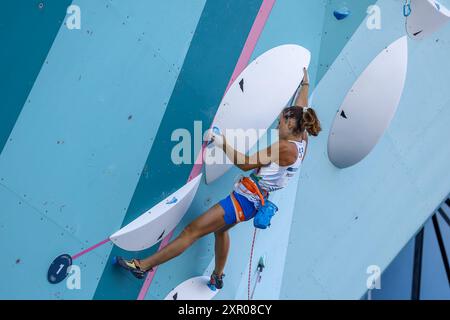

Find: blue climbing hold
166;197;178;205
334;8;351;20
212;126;221;136
207;282;217;292
207;126;222;147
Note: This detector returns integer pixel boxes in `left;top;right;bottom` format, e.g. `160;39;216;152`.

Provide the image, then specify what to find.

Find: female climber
115;68;321;290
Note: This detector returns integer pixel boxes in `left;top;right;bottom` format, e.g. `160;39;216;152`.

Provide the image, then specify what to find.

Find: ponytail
282;106;322;137
302;107;321;137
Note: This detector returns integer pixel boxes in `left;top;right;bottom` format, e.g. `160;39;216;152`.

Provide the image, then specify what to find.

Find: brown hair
283;106;321;137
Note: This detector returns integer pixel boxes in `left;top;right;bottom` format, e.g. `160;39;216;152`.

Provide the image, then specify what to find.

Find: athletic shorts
219;191;257;225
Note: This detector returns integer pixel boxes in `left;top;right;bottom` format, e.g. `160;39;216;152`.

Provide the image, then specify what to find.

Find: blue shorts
219;191;257;225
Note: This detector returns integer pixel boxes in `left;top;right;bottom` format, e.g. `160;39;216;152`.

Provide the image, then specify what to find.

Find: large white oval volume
406;0;450;40
204;45;311;184
109;174;202;251
328;36;408;169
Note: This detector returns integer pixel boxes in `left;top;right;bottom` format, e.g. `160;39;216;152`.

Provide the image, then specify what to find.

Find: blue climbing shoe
113;256;148;279
208;272;225;290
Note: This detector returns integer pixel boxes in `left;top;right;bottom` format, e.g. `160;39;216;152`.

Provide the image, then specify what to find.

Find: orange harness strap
230;192;246;223
240;177;266;206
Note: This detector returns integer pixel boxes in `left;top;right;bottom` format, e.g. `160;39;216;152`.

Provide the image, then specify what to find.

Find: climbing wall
1;0;450;300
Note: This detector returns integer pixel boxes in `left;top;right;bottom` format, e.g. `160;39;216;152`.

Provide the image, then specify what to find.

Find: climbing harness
236;174;278;229
238;175;268;207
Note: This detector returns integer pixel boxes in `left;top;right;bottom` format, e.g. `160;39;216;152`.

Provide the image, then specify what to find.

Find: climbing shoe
209;272;225;290
113;256;148;279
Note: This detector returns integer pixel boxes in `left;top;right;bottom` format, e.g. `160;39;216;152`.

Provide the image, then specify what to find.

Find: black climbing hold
413;30;423;37
239;79;244;92
47;254;72;284
173;292;178;300
340;110;348;119
157;230;165;241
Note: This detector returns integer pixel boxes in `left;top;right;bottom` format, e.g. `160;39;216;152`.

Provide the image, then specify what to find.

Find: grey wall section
0;0;73;153
241;0;378;299
281;0;450;299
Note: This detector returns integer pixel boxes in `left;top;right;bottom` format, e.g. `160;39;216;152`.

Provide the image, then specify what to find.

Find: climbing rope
248;228;258;300
404;0;412;17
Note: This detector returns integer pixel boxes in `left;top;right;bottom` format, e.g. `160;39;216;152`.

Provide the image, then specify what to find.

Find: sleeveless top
233;140;306;208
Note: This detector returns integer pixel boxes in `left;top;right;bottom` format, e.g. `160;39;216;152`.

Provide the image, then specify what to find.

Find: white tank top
255;140;305;191
234;140;306;206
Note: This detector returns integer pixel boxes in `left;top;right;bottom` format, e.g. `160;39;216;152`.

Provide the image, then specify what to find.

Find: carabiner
403;1;411;17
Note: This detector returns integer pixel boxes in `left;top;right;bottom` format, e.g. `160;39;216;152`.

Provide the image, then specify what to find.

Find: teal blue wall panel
0;0;73;153
0;0;206;299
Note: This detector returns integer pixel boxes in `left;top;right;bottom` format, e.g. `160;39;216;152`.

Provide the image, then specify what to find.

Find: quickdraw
404;0;412;17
